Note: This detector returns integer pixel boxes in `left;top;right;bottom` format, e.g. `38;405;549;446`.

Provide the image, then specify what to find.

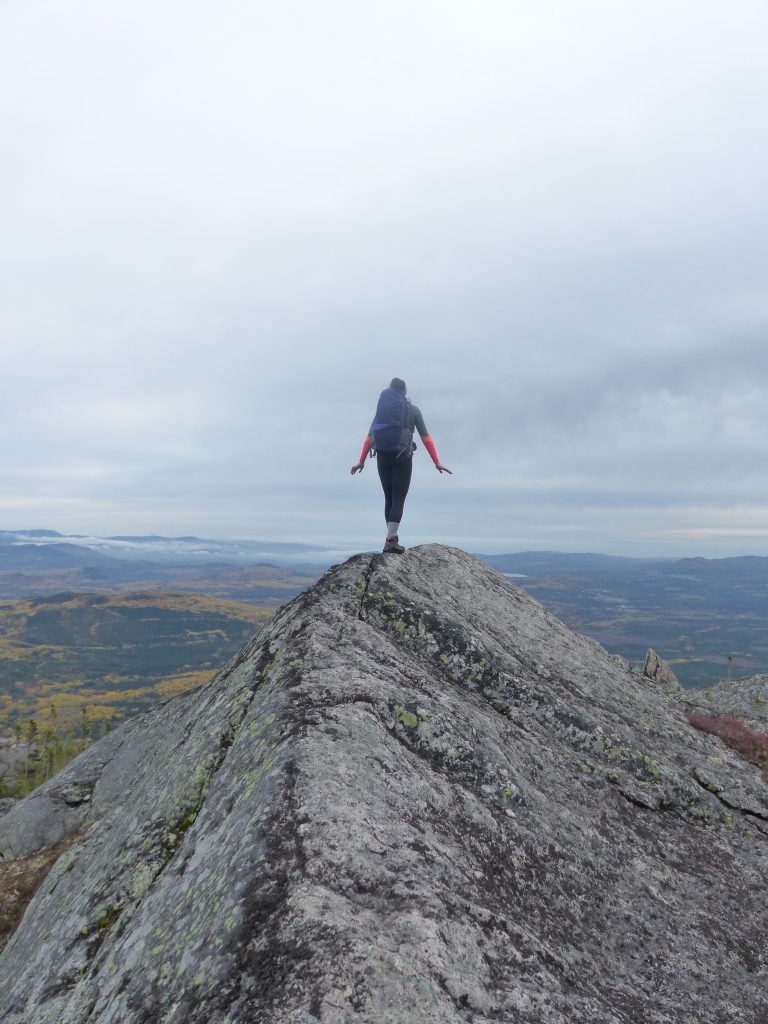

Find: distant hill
3;530;767;688
477;550;665;575
0;549;318;604
478;551;768;687
0;529;336;567
0;591;273;739
0;543;117;571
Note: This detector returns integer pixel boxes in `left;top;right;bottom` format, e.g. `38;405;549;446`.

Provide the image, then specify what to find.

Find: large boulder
1;545;766;1024
642;647;681;689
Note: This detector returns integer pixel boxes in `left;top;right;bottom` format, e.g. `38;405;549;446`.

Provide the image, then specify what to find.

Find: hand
436;463;453;474
351;462;364;475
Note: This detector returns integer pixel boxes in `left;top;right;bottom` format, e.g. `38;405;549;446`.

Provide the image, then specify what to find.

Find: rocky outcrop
683;673;768;732
0;545;767;1024
642;647;681;689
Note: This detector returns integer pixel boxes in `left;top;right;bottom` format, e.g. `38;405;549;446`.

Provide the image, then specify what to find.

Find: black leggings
376;451;412;524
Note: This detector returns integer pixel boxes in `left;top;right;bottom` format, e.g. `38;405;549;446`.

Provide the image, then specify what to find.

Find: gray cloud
2;1;767;555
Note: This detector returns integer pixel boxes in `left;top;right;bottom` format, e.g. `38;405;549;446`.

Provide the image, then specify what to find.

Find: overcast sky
2;1;767;556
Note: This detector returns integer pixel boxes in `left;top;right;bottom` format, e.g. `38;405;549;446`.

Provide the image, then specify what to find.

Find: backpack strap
395;400;417;458
407;401;416;433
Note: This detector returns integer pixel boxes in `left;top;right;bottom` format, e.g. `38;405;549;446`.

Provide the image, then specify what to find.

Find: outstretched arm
414;409;453;474
351;435;371;474
421;435;452;473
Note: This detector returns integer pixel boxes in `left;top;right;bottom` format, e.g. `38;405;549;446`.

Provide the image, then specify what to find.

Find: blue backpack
372;388;415;455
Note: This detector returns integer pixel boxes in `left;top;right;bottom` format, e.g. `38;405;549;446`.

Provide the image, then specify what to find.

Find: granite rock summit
1;545;767;1024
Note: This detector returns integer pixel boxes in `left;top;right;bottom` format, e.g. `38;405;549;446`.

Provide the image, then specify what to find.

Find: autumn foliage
685;710;768;768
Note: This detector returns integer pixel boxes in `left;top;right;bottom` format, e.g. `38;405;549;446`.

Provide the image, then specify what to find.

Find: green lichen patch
96;903;124;931
607;745;663;780
395;705;419;730
365;585;504;708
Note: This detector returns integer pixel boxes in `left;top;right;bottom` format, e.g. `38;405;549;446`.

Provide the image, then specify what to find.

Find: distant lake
503;572;528;579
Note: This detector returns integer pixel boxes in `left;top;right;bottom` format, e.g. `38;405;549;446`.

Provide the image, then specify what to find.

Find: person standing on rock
351;378;452;553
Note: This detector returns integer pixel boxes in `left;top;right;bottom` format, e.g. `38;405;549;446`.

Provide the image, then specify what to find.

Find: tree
24;719;39;783
42;728;56;781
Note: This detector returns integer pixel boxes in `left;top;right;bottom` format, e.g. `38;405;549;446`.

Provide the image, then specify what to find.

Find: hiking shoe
383;536;405;554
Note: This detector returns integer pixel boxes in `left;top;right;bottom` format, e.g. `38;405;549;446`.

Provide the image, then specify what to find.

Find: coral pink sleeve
422;435;439;464
359;436;371;462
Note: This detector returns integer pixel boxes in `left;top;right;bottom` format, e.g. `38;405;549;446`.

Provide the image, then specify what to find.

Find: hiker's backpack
371;388;416;455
